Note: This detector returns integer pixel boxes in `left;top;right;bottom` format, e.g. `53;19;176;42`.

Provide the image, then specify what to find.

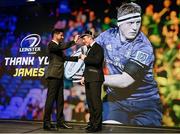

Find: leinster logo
134;51;149;64
19;34;41;54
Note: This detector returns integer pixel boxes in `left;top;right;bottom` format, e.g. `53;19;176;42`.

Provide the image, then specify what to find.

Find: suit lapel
87;43;96;55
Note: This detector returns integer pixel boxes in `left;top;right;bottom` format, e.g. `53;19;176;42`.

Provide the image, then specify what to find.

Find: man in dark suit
43;28;79;130
80;31;104;132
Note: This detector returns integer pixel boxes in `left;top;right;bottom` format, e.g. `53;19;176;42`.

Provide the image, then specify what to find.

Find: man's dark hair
51;28;64;37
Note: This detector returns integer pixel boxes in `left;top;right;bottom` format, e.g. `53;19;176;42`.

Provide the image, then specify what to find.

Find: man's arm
49;35;79;52
104;72;135;88
60;34;79;50
84;46;104;65
104;59;146;88
49;41;75;52
64;56;79;62
84;54;103;65
59;41;76;50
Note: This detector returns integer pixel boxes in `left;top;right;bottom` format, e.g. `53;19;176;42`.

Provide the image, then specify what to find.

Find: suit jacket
84;42;104;82
45;40;78;79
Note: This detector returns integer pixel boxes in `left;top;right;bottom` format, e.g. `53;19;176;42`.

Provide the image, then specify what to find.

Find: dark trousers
85;81;103;128
43;78;64;124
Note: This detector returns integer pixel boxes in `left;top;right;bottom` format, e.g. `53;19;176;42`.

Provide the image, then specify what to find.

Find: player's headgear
117;2;141;26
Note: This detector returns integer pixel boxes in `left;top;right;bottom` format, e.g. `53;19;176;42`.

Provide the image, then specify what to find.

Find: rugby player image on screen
95;2;162;126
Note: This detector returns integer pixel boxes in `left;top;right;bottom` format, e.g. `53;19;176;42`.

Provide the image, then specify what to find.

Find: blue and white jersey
95;27;160;101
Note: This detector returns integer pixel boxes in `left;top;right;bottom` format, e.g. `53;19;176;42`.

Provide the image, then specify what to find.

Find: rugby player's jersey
95;27;160;101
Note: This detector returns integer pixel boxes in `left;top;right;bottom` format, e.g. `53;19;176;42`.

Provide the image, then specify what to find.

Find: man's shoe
57;122;72;129
43;123;51;131
43;122;57;130
86;126;102;133
50;123;56;129
81;123;92;130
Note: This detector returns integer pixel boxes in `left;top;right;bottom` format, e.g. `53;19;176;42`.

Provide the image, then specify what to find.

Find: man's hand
79;54;87;60
73;35;80;43
80;77;85;85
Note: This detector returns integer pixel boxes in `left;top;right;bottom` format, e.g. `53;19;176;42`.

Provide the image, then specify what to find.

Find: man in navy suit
80;31;104;132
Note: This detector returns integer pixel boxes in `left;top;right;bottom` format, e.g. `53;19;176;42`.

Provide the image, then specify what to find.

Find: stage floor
0;120;180;133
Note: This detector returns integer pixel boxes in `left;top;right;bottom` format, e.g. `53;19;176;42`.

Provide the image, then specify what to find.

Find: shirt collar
89;41;95;47
52;40;59;45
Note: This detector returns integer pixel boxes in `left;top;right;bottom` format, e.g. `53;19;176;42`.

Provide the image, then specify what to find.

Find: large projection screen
0;0;179;127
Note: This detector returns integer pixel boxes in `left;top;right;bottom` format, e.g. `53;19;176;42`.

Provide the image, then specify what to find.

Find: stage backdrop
0;0;180;127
